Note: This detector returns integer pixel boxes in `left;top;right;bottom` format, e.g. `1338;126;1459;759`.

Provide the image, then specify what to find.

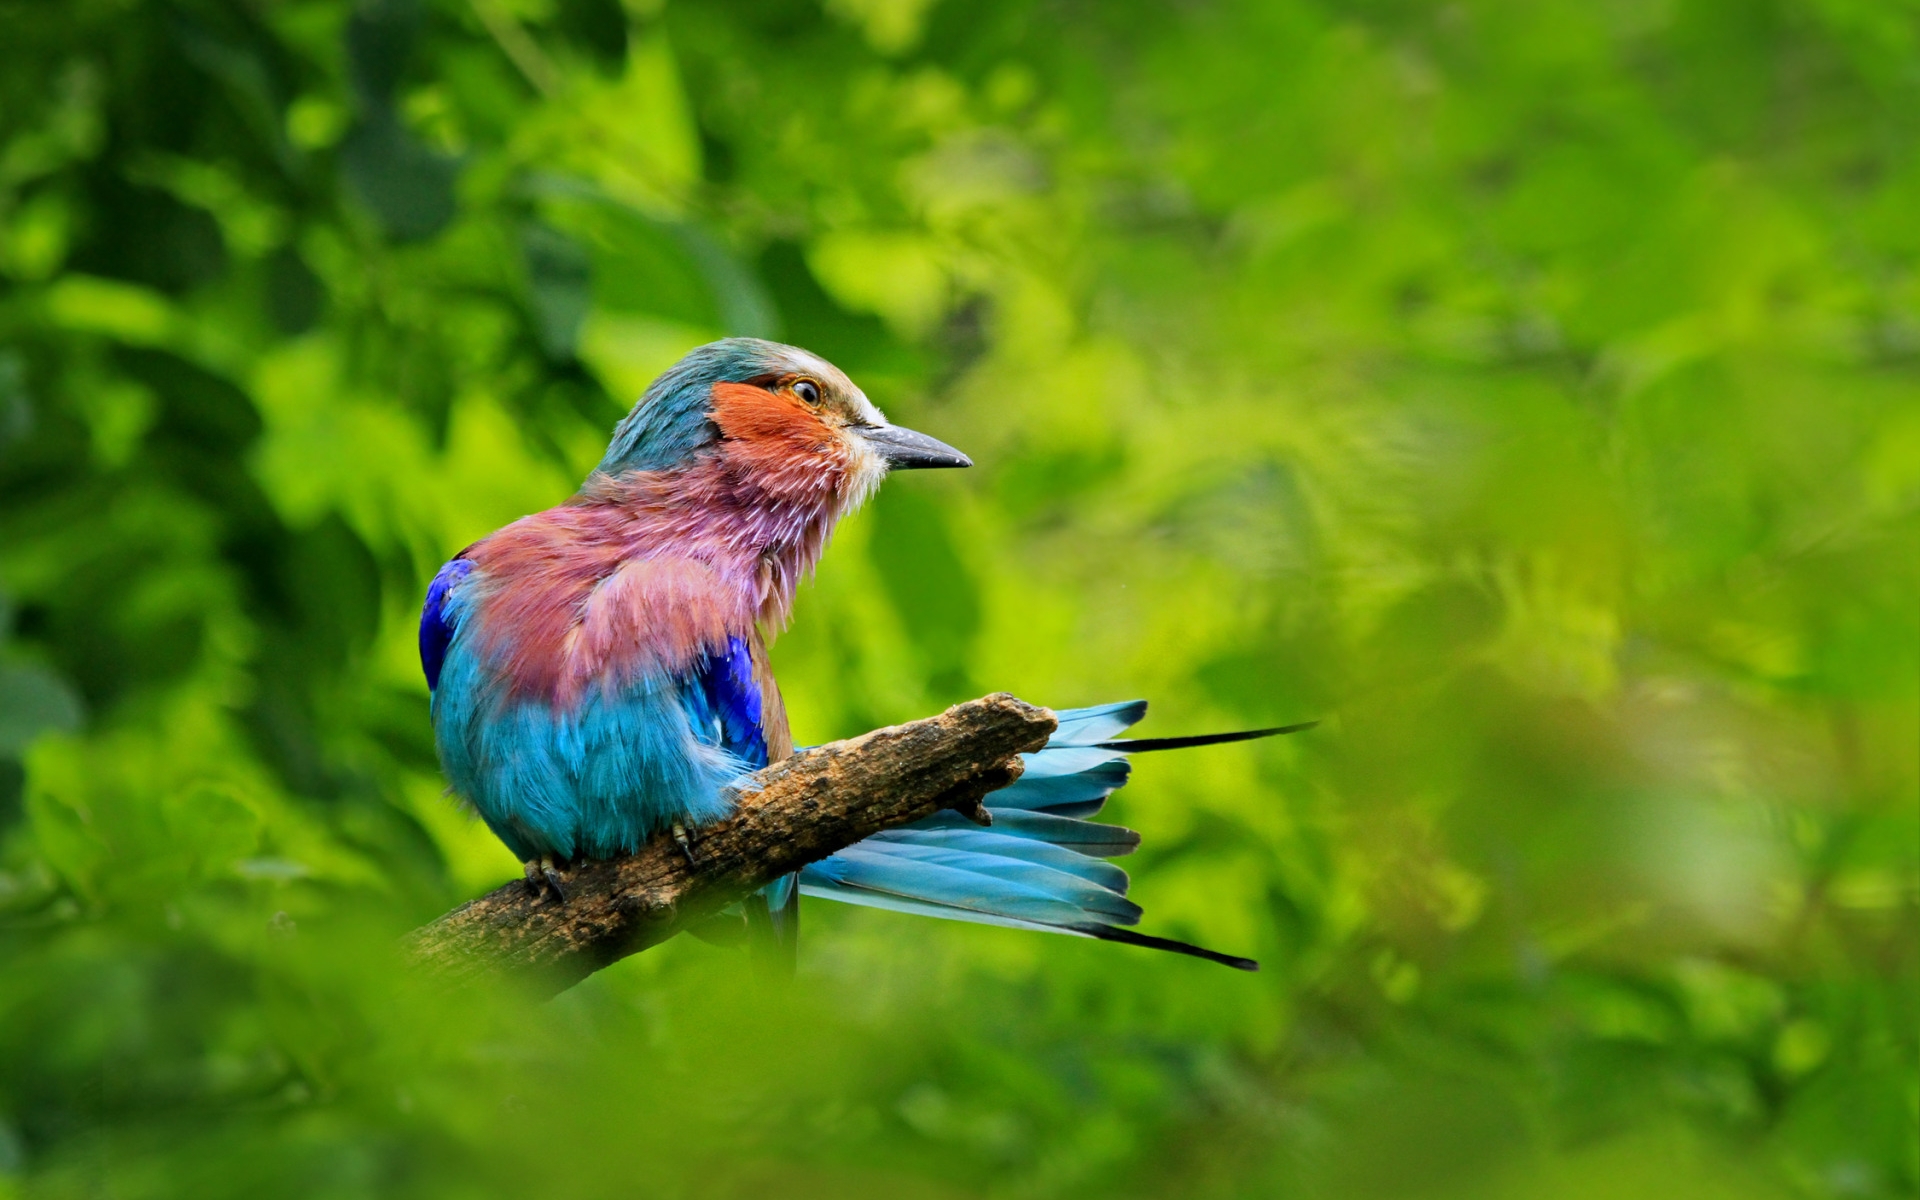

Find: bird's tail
797;701;1313;971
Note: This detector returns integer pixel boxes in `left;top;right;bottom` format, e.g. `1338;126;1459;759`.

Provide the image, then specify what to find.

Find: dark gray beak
855;423;972;470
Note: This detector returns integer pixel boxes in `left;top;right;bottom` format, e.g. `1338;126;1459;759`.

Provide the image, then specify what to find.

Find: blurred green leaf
521;222;593;360
0;663;81;758
338;112;460;243
869;483;980;700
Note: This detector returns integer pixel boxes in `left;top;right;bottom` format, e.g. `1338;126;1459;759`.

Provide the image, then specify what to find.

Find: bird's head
589;339;969;515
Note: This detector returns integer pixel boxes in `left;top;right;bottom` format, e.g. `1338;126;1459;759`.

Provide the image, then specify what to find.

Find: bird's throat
577;450;861;630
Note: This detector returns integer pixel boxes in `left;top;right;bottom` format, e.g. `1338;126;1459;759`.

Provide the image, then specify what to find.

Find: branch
404;693;1058;993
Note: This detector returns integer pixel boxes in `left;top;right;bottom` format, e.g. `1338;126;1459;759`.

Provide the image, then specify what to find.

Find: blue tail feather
798;701;1278;970
904;808;1143;856
830;842;1141;924
797;876;1066;935
1047;700;1149;745
989;752;1130;818
806;848;1118;928
862;826;1130;892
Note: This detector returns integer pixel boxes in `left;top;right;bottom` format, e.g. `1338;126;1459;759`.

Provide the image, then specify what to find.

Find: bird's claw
671;821;697;867
522;856;568;904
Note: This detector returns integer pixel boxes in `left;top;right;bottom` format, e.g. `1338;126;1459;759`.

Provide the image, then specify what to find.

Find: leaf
338;112;459;243
522;223;592;361
0;663;83;758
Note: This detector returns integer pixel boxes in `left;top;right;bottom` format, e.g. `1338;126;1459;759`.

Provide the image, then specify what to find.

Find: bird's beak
853;423;972;470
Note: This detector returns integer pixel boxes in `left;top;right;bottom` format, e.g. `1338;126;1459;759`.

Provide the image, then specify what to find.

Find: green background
0;0;1915;1196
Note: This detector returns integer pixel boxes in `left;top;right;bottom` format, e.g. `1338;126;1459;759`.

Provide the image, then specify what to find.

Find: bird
419;338;1307;971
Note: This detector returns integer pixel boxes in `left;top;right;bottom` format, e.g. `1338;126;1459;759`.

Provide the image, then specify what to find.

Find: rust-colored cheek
708;381;848;481
709;382;831;447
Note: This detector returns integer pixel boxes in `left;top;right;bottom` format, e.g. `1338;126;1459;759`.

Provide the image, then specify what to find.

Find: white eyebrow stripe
778;347;885;425
848;389;885;424
781;347;837;380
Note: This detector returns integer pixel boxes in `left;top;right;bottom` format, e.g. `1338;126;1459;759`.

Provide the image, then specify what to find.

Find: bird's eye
793;379;822;406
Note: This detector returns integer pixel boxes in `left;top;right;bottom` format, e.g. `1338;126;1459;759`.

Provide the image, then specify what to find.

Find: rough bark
404;693;1058;993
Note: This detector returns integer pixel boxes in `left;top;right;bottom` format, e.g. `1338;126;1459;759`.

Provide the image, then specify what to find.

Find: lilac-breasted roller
421;338;1295;969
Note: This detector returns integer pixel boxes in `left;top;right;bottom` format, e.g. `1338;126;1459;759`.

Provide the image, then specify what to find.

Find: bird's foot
522;855;568;904
670;821;697;867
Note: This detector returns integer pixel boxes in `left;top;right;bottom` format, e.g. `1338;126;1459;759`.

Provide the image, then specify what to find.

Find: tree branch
404;693;1058;993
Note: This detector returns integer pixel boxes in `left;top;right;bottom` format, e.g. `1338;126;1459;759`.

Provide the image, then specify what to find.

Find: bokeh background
1;0;1915;1196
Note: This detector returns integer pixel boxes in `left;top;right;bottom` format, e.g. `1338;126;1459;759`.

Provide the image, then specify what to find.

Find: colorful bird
420;339;1300;970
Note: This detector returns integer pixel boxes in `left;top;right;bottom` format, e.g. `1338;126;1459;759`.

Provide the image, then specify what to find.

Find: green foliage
0;0;1914;1196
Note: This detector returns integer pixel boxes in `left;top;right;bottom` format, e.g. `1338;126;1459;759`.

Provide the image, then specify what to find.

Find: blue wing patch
419;559;474;692
695;635;768;769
